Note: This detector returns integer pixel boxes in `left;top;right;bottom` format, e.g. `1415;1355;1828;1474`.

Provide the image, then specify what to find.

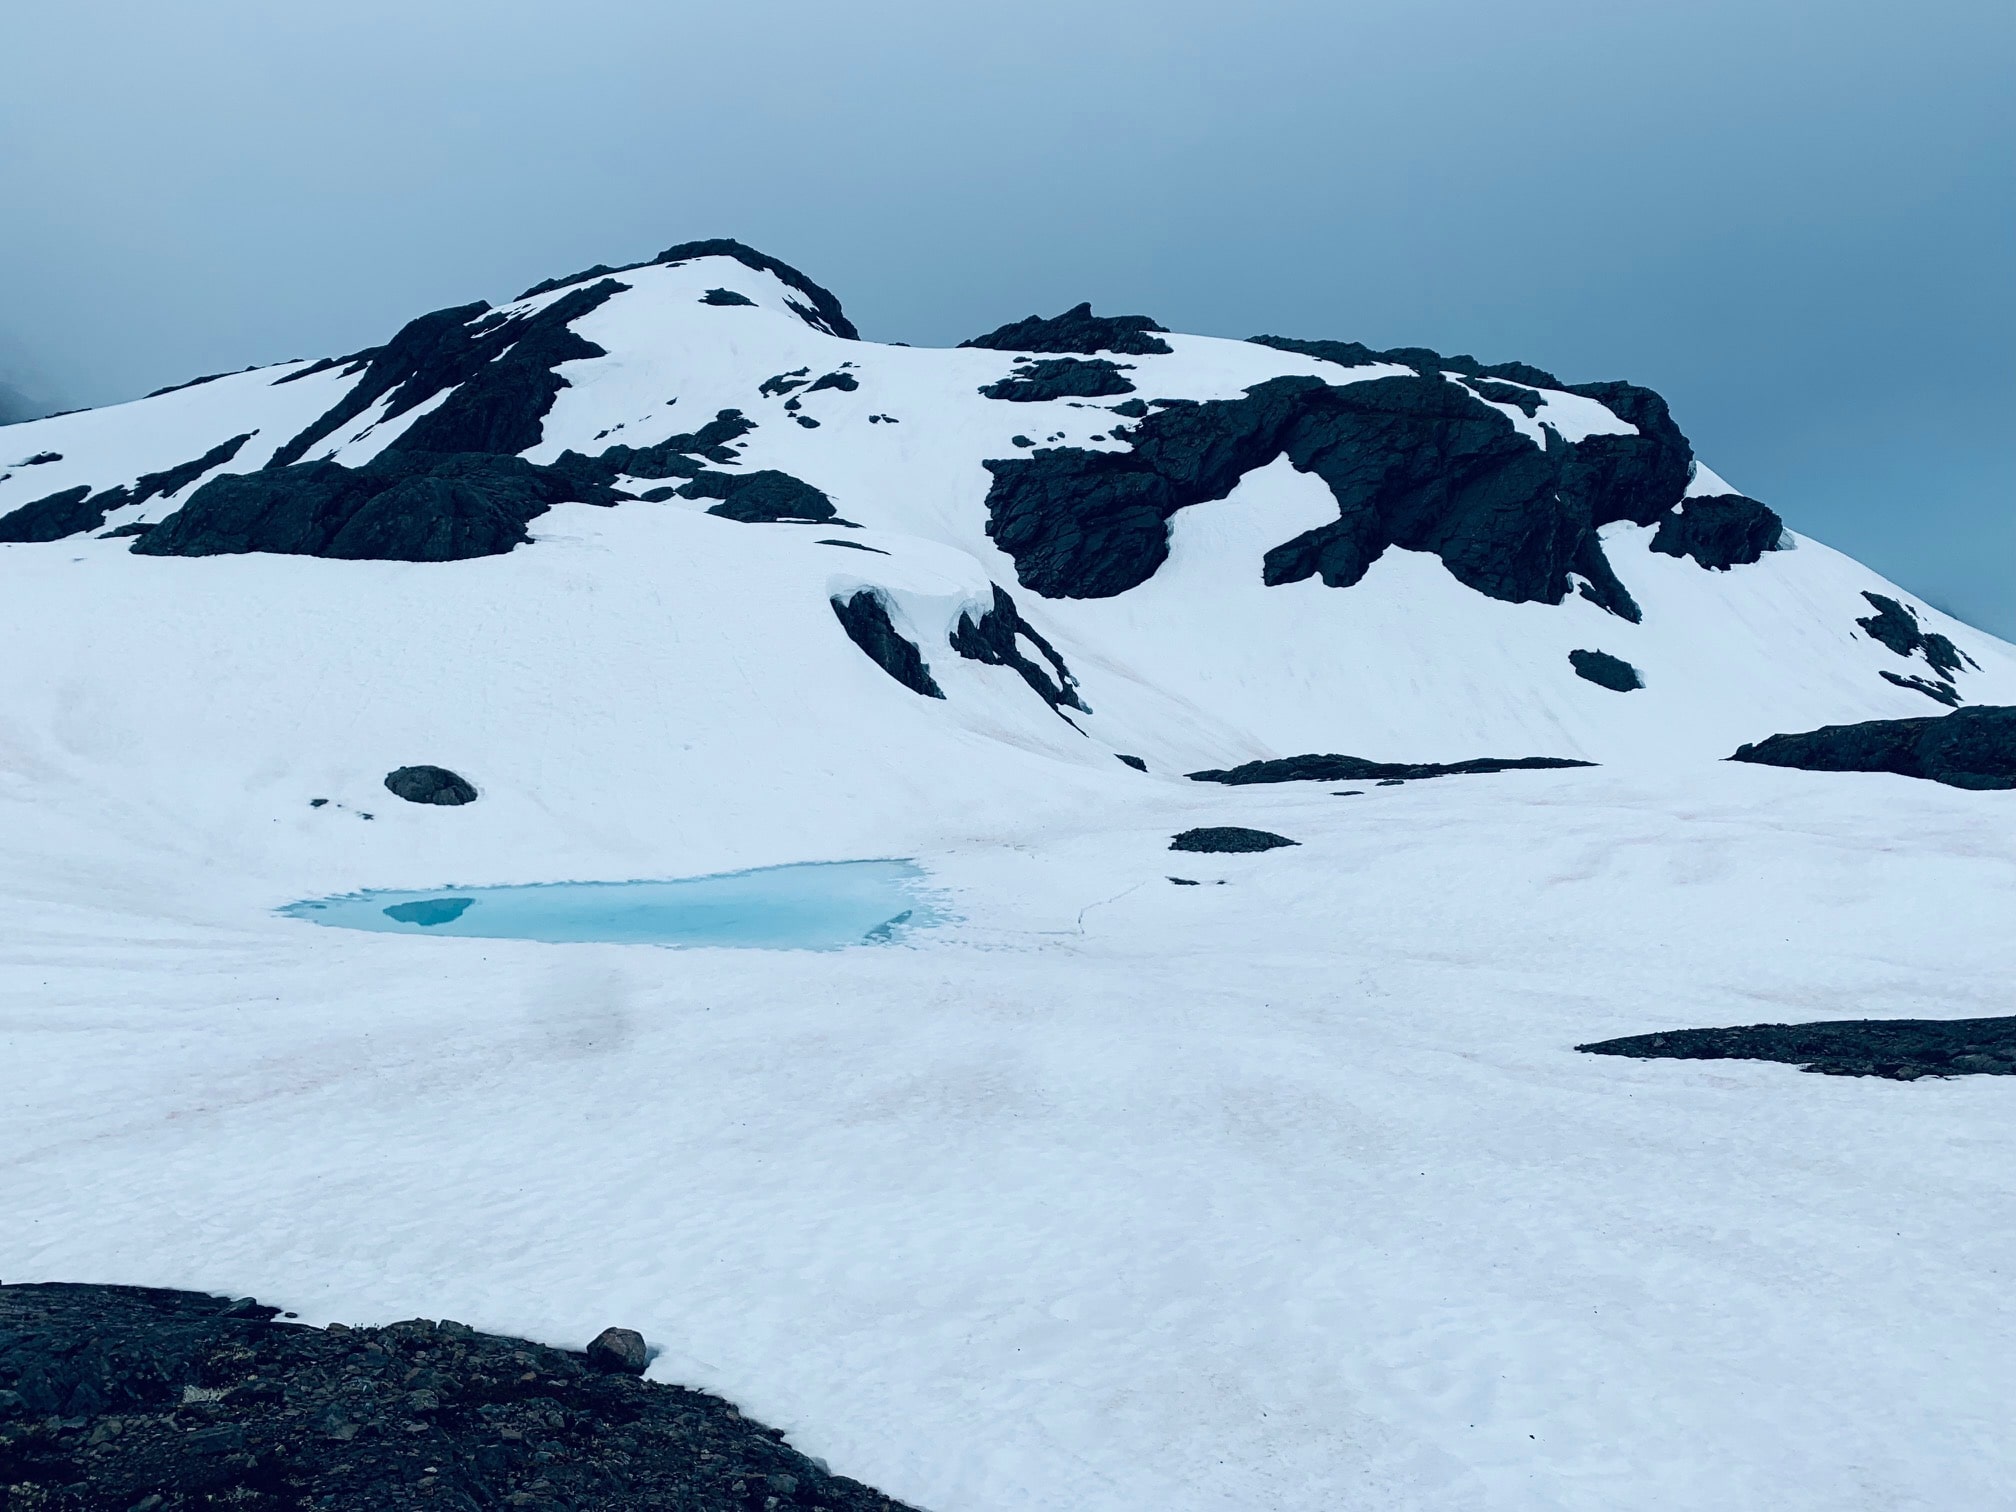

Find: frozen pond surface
281;860;943;949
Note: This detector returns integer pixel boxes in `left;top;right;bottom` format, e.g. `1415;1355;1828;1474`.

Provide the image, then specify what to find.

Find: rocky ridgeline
0;1283;916;1512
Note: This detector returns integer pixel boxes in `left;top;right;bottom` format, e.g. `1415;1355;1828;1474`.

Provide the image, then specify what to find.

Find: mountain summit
4;239;2005;775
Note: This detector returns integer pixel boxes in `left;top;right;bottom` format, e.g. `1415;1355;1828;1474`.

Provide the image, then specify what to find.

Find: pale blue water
281;860;944;949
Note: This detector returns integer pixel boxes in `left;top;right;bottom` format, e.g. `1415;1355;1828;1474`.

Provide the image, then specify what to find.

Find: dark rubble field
0;1283;917;1512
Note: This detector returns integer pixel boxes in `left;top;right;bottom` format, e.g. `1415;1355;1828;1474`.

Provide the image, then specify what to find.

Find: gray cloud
4;0;2011;630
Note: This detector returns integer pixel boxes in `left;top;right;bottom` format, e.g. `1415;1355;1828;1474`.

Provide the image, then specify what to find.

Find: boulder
384;766;479;805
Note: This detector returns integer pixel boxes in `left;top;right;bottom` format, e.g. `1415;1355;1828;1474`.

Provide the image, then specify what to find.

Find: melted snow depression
3;235;2014;1512
283;862;944;948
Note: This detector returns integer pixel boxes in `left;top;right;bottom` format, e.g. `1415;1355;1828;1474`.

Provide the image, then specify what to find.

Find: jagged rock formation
0;1282;915;1511
678;469;835;523
1729;705;2016;790
950;585;1088;713
830;591;944;698
1650;494;1785;570
1577;1016;2016;1079
980;358;1136;402
0;484;130;543
131;433;257;506
961;303;1172;356
981;371;1689;608
269;281;629;471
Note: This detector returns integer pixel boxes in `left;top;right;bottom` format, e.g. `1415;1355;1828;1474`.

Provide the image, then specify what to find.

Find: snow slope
3;244;2014;1511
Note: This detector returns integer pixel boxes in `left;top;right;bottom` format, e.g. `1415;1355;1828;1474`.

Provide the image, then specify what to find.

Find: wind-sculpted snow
1729;705;2016;789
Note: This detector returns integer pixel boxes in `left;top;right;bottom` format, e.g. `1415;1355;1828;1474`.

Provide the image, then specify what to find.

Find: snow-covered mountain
5;241;2015;1512
4;236;2009;788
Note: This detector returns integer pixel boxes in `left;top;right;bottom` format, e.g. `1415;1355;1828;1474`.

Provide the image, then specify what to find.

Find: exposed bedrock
131;432;257;506
384;765;478;806
133;451;617;562
982;372;1695;605
264;281;627;471
1729;706;2016;790
0;483;131;543
1577;1016;2016;1080
556;408;756;485
949;584;1089;712
677;469;835;523
1856;592;1972;678
1190;753;1592;785
980;358;1136;402
1649;493;1785;570
1569;649;1643;691
1170;826;1299;853
0;1282;916;1511
961;302;1173;356
830;591;944;698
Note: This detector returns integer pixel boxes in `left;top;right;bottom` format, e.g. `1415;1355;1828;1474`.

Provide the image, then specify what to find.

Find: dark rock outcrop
1169;826;1299;853
585;1327;649;1376
980;358;1136;402
520;238;859;340
557;409;756;486
1649;494;1784;570
1577;1016;2016;1079
1856;592;1972;678
1190;753;1592;785
831;591;944;698
677;469;835;523
981;372;1692;606
949;584;1088;713
700;287;754;307
130;432;257;506
384;765;478;805
0;1281;916;1511
1729;706;2016;790
1248;333;1563;388
1569;649;1642;691
962;302;1172;356
0;483;131;543
265;280;628;471
1880;670;1962;706
134;451;614;562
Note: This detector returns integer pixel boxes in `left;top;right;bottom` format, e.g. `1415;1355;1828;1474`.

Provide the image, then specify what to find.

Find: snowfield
3;246;2014;1510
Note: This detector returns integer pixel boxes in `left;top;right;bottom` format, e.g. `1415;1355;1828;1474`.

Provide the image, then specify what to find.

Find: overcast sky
4;0;2011;631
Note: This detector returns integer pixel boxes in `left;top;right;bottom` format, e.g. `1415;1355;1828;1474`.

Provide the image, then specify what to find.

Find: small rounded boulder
383;765;478;806
586;1326;649;1375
